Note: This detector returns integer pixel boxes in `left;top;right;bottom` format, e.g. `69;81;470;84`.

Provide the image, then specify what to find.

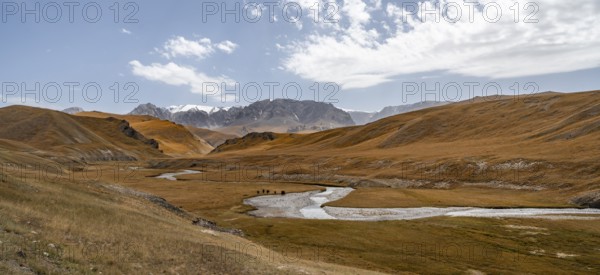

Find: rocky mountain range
129;99;355;135
62;100;449;135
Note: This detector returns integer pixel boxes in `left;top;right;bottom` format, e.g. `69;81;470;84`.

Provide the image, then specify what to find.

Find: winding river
244;187;600;221
155;170;201;181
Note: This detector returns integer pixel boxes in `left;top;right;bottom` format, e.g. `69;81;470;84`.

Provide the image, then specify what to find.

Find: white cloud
159;36;215;59
343;0;372;26
130;36;240;98
129;60;234;97
121;28;132;35
281;0;600;89
216;40;239;54
158;36;238;60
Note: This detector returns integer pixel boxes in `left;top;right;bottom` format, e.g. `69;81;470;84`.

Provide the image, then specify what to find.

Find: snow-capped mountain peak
167;105;231;114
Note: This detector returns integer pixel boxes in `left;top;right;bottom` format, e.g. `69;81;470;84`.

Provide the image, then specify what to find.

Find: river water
155;170;201;181
244;187;600;221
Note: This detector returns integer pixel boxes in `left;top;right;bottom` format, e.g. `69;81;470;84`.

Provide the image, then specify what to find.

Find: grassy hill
3;92;600;273
184;125;238;147
205;91;600;197
214;91;600;155
0;106;163;162
76;111;214;157
0;154;377;274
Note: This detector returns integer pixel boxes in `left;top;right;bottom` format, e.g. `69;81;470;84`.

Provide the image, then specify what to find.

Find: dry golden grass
76;111;214;157
185;126;238;147
0;106;163;161
205;91;600;200
213;91;600;159
75;111;157;123
124;168;323;214
0;159;380;274
131;120;213;156
325;187;574;208
4;91;600;273
107;165;600;274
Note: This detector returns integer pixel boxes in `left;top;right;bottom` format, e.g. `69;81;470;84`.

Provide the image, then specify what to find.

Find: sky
1;0;599;114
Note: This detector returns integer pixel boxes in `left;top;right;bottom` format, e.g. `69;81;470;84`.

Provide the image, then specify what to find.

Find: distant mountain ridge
63;101;449;134
348;101;449;124
166;104;231;114
62;107;85;114
129;99;355;135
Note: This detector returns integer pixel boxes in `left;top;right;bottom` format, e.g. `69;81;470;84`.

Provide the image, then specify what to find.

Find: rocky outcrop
572;190;600;208
192;217;244;236
113;118;159;149
211;132;279;153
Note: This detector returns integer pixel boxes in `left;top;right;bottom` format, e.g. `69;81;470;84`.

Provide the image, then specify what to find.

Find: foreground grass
121;168;600;274
231;216;600;274
0;161;378;274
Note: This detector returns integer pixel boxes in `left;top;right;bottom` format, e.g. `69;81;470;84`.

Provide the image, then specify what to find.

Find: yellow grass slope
130;120;214;156
0;106;163;161
185;125;238;147
0;154;380;274
207;91;600;194
213;91;600;158
77;111;214;157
